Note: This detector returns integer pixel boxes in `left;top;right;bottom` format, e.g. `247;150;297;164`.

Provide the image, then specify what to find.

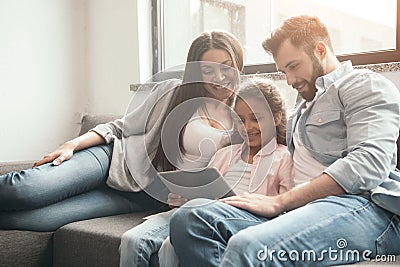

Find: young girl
0;31;243;231
120;78;295;267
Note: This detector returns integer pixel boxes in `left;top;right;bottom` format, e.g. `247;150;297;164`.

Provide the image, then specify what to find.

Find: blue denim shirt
287;61;400;215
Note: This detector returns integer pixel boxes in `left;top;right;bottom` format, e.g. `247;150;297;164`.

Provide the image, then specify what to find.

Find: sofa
0;114;161;267
1;114;400;267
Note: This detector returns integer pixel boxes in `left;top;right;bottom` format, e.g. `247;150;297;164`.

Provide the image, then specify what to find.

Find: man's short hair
262;15;333;57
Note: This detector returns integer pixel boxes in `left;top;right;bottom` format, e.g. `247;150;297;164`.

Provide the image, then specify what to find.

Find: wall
0;0;142;162
0;0;86;162
85;0;140;115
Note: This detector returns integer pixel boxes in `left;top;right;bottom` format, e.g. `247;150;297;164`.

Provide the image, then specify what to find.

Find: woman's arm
33;131;105;167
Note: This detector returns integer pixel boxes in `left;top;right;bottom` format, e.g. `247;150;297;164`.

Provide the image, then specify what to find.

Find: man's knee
170;201;200;231
170;199;219;238
227;230;255;252
223;230;266;265
171;198;214;222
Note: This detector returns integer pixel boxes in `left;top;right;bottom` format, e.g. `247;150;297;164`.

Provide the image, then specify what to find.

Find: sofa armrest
78;114;122;136
0;161;35;175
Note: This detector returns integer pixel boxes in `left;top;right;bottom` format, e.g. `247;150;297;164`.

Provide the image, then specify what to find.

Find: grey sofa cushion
0;230;53;267
0;161;35;175
78;114;121;136
53;212;155;267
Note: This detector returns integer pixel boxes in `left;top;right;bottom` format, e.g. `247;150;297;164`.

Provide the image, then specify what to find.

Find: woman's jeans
120;209;179;267
0;144;164;231
170;196;400;266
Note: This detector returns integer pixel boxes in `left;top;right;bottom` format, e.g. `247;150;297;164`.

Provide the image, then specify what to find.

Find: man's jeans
170;195;400;266
0;144;163;231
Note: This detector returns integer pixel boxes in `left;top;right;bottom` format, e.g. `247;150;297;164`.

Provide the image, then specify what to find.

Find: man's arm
325;72;400;193
220;173;345;217
277;173;345;213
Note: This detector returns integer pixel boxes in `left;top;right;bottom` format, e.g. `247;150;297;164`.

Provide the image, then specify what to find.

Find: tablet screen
158;167;236;200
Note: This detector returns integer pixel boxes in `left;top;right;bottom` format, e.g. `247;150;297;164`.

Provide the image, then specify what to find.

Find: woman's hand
167;193;188;208
33;140;77;167
32;131;105;167
219;193;284;218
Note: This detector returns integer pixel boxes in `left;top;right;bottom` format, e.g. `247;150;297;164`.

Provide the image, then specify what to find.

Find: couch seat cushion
53;211;155;267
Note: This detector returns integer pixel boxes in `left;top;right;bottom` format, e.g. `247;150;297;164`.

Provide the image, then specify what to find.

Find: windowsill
130;61;400;91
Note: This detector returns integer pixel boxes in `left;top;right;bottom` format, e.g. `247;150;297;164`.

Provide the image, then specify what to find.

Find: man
169;15;400;266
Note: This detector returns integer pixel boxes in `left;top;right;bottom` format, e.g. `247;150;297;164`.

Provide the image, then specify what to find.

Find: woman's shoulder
155;78;182;92
142;78;182;96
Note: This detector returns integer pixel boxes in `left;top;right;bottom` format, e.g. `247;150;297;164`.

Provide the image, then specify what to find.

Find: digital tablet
157;167;236;200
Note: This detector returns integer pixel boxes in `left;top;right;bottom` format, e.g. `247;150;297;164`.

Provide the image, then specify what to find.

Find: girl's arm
277;151;295;194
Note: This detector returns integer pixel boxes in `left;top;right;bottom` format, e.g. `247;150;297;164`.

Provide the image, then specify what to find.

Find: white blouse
178;110;234;170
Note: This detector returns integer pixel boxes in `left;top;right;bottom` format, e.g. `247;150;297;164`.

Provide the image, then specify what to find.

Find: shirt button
318;118;322;123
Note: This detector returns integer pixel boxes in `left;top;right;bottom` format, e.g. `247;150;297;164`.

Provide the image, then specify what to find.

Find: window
152;0;399;75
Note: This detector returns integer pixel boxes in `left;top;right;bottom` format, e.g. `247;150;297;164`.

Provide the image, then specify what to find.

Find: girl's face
200;49;237;103
235;97;275;152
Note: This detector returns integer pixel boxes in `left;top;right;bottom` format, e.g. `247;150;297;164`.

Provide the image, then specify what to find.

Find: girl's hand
219;192;284;218
33;140;77;167
167;193;188;208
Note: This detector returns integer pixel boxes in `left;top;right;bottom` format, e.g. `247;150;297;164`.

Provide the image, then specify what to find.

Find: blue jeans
0;144;165;231
120;209;176;267
170;195;400;266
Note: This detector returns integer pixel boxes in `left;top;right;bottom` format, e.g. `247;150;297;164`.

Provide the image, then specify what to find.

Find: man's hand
219;193;284;218
219;174;346;217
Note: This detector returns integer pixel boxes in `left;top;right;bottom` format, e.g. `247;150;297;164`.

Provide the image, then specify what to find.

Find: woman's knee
0;171;43;210
121;229;146;250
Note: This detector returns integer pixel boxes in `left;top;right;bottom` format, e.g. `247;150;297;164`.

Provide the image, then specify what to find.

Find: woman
0;31;244;231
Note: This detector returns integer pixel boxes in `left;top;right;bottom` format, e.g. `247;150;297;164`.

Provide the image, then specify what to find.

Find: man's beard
301;56;324;101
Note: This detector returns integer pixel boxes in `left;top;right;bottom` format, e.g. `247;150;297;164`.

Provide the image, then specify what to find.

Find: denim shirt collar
315;60;353;91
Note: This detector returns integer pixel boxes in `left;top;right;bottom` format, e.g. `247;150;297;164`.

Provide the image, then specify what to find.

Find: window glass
161;0;397;71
